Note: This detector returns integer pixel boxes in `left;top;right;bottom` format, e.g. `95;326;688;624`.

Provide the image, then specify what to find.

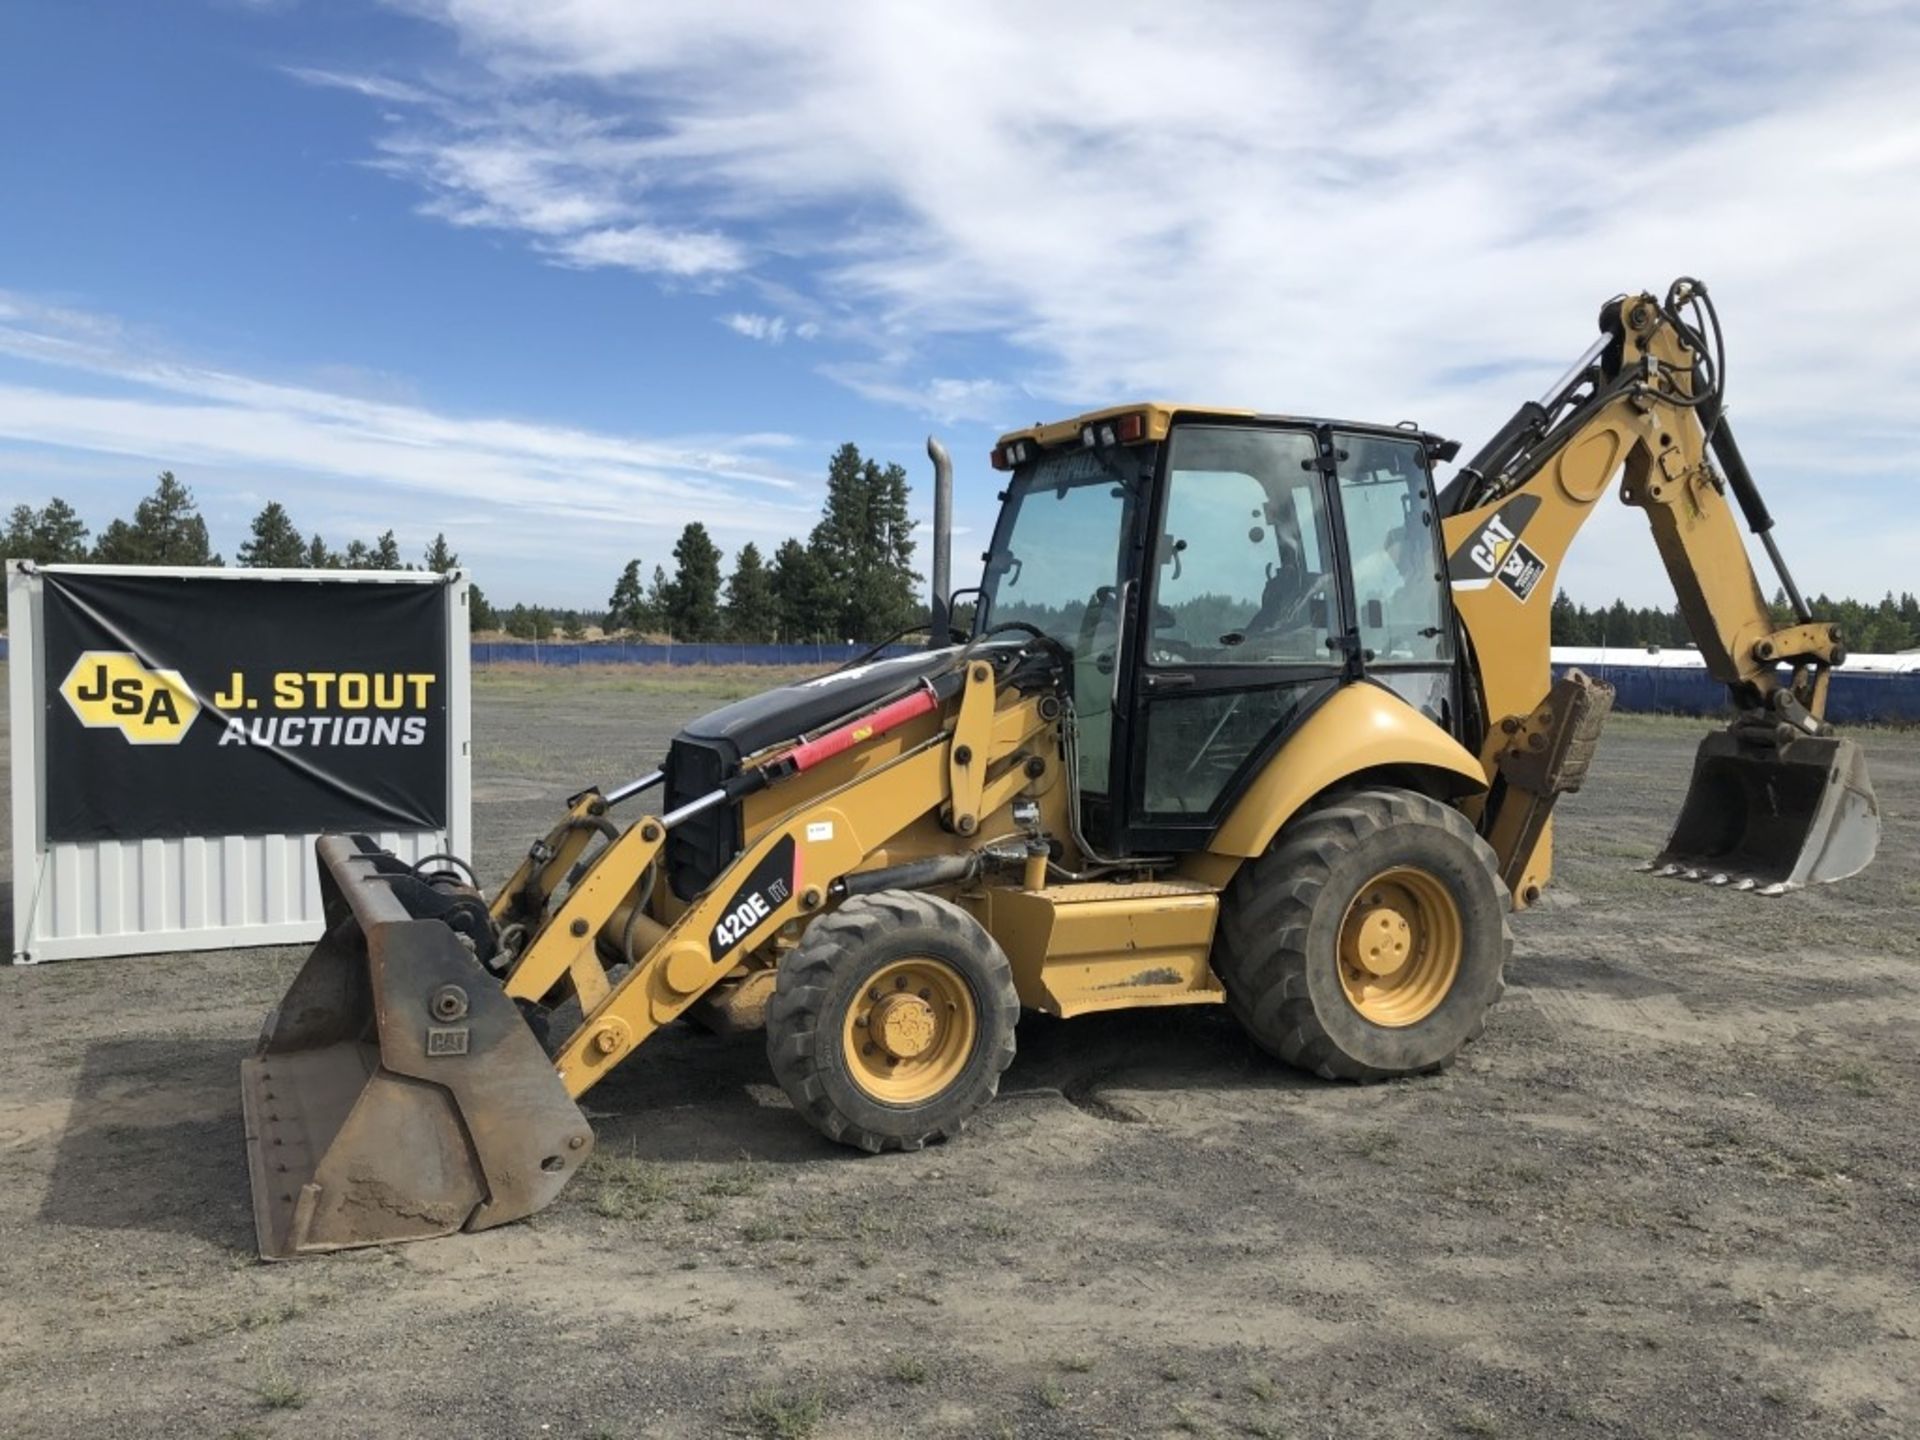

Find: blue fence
469;641;921;668
1554;662;1920;726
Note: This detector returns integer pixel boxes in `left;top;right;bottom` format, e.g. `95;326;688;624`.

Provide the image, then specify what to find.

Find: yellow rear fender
1208;683;1489;860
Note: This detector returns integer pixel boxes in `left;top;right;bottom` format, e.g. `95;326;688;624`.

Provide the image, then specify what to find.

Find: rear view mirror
1365;599;1384;628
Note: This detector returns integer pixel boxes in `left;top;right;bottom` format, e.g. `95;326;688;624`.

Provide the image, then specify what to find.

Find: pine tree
304;533;335;569
724;542;777;642
342;538;374;569
237;502;307;568
373;530;403;569
4;498;91;563
665;523;723;640
645;565;672;634
469;584;497;631
528;606;554;641
607;558;647;633
561;610;587;640
93;472;219;565
806;443;919;641
771;537;834;643
423;533;458;574
1550;589;1582;645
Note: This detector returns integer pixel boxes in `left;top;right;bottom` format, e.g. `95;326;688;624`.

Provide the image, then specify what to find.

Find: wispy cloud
721;312;787;344
0;293;819;569
291;0;1920;601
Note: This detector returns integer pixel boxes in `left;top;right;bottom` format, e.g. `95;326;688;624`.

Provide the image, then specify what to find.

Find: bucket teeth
1652;728;1879;895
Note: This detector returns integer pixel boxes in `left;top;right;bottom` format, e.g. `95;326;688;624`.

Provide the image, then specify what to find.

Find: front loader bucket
242;835;593;1259
1652;729;1880;894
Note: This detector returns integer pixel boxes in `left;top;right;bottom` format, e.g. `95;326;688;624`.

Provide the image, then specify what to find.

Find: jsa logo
1469;515;1517;574
60;651;201;744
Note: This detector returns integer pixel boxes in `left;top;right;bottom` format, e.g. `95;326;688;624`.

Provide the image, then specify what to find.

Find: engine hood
661;645;962;901
676;645;962;763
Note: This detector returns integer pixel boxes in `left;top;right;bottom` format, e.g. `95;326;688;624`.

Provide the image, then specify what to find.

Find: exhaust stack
927;434;953;640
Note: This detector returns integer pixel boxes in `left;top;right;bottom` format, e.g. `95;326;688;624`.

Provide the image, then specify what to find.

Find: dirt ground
1;664;1915;1440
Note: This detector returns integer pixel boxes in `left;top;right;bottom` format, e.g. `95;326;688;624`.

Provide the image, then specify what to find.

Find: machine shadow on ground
38;1036;255;1251
583;1001;1317;1163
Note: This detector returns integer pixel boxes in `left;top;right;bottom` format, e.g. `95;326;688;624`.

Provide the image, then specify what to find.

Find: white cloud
721;312;788;344
0;294;824;599
310;0;1920;602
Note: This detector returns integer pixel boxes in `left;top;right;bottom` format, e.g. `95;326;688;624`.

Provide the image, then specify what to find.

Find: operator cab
980;406;1458;855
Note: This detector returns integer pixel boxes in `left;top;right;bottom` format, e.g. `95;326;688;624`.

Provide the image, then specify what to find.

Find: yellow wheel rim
1337;866;1462;1027
841;957;978;1105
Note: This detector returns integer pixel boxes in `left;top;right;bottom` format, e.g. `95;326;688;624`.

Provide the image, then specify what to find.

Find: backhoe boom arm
1441;280;1876;898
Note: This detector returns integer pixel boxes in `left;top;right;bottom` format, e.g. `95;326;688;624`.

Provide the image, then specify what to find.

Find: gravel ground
1;664;1915;1440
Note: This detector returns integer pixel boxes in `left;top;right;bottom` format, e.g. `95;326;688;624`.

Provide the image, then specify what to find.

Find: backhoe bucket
1653;729;1879;893
241;836;593;1259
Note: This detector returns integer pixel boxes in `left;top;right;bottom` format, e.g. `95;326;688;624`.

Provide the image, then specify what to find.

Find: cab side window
1154;427;1335;666
1333;434;1449;665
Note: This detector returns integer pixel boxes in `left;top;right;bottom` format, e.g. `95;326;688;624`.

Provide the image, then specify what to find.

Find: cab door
1118;423;1348;851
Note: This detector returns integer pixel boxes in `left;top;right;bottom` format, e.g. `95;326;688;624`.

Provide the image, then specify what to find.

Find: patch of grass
1452;1405;1500;1436
1833;1061;1880;1096
705;1161;765;1198
683;1196;721;1222
741;1217;780;1243
1170;1402;1208;1434
889;1354;930;1385
585;1151;675;1220
1038;1379;1068;1410
1160;1363;1189;1384
254;1361;307;1412
971;1216;1019;1241
1056;1353;1095;1374
1245;1373;1276;1402
745;1387;826;1440
1347;1126;1402;1160
1241;1418;1287;1439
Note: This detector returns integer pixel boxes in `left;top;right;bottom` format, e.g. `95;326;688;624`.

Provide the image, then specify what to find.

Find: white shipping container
8;563;472;963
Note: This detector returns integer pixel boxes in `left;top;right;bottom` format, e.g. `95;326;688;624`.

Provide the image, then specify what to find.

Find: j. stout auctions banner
43;571;449;842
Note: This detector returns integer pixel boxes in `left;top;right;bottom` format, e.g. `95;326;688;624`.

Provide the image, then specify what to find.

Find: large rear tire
1215;788;1510;1081
767;892;1018;1153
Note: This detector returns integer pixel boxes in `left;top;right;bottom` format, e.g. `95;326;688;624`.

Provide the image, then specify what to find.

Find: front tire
766;892;1018;1152
1215;788;1510;1081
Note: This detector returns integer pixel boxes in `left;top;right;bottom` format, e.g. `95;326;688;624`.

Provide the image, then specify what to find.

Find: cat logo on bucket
60;651;202;744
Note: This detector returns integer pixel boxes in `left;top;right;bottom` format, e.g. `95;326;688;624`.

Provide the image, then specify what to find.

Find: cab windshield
978;445;1153;650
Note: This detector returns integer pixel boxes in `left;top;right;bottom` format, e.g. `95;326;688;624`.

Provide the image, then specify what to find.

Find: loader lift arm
1441;279;1876;899
502;657;1058;1099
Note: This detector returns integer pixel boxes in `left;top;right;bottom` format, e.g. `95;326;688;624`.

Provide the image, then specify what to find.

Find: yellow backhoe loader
244;279;1879;1257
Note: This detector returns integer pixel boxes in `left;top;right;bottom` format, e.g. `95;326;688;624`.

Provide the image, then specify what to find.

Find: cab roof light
1083;412;1148;448
991;439;1030;471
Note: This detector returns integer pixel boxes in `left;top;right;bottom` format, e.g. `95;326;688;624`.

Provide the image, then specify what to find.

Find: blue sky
1;1;1915;610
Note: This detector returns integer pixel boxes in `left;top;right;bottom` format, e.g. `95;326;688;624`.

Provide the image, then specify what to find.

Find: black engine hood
662;647;961;899
676;645;962;763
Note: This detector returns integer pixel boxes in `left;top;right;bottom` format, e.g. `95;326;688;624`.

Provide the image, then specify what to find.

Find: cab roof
995;402;1451;456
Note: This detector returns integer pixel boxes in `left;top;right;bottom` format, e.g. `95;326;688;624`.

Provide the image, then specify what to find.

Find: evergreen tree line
1551;588;1920;654
4;441;922;645
602;442;920;643
3;472;486;620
